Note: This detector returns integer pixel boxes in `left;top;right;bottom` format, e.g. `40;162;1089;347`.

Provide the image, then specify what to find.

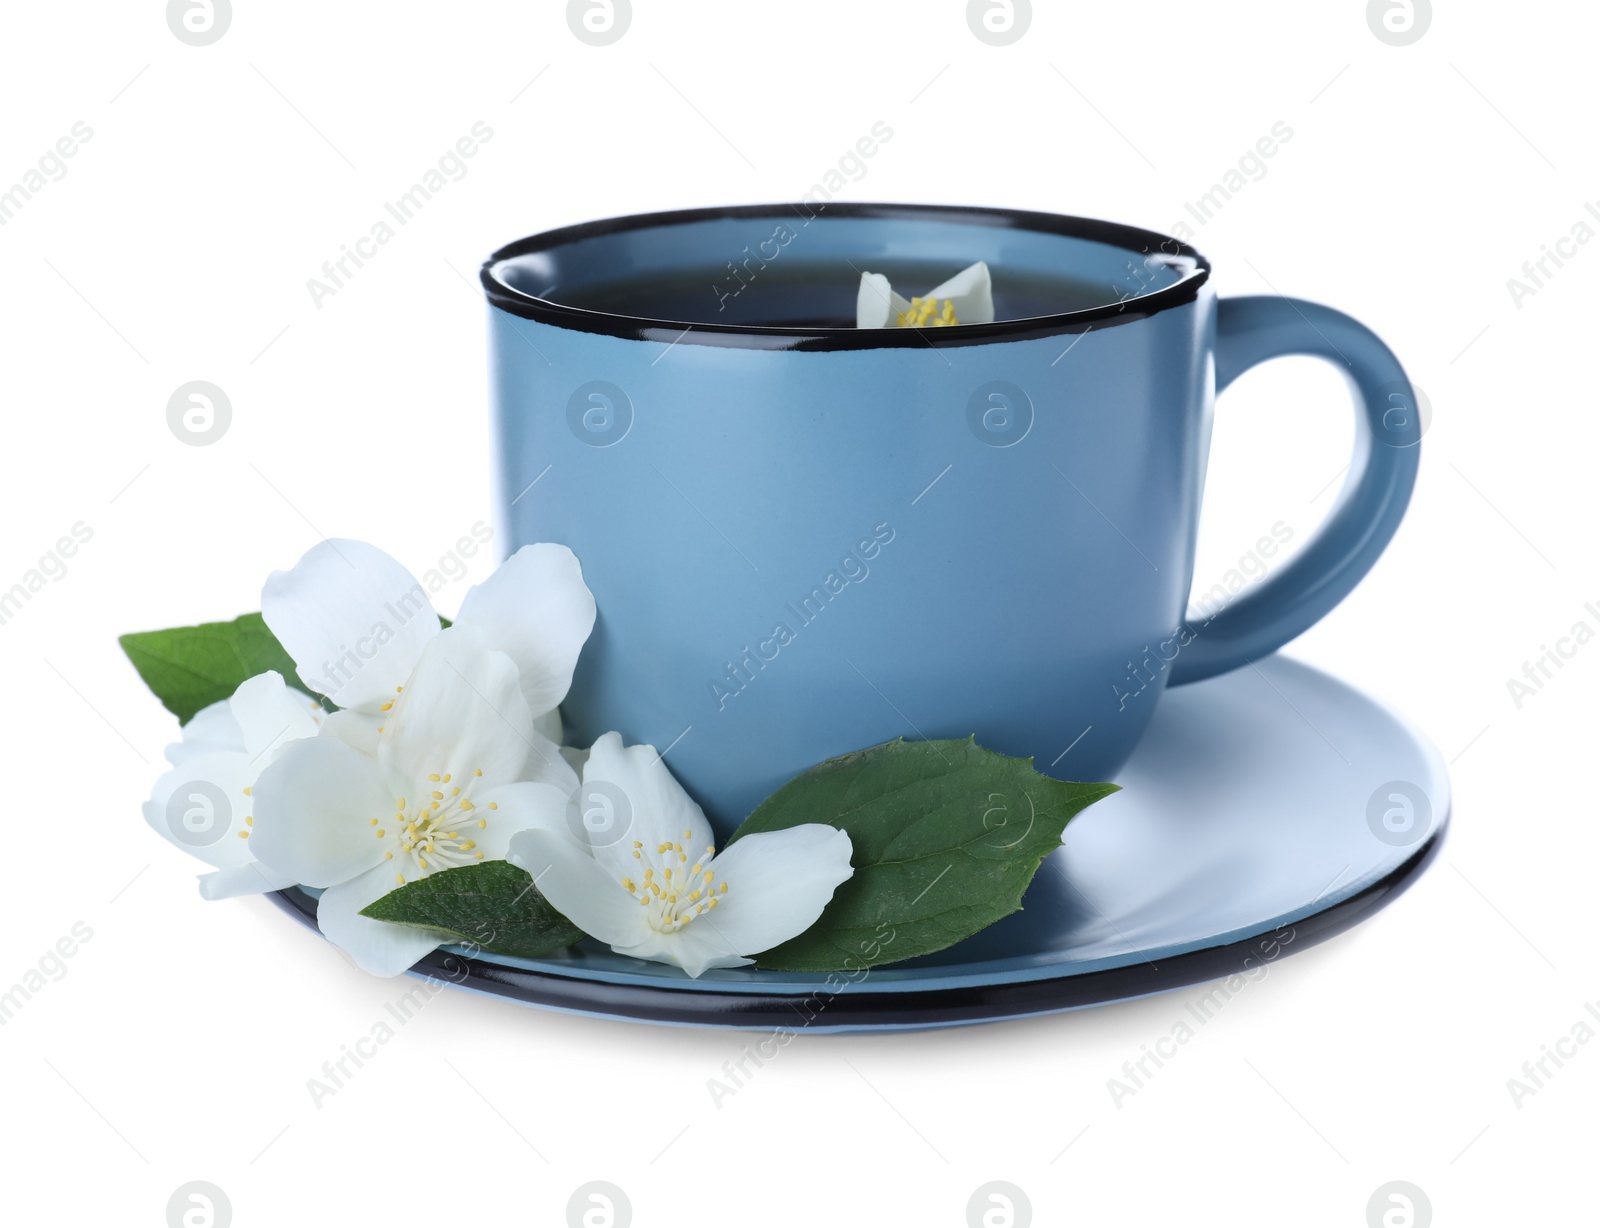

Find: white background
1;1;1593;1224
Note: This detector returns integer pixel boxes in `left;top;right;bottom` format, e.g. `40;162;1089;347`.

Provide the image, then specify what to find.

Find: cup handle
1168;295;1421;686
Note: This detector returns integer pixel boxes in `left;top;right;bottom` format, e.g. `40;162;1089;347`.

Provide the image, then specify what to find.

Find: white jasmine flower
249;626;577;976
856;260;994;329
143;671;324;900
261;538;595;744
507;733;853;978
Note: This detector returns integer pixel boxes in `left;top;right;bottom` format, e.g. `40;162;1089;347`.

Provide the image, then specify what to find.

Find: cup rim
480;203;1210;351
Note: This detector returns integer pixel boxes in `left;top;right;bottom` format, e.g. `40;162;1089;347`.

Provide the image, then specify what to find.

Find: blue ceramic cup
482;204;1419;833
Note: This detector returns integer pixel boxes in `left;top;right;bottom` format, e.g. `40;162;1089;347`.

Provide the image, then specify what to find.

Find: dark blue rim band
481;203;1210;351
269;819;1442;1031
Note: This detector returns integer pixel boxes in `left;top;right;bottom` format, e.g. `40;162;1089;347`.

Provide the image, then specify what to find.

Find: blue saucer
271;655;1448;1032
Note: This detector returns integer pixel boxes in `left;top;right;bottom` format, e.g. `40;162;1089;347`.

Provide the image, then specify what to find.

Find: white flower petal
580;732;713;879
229;671;322;764
466;781;571;860
559;743;590;777
506;828;647;951
377;626;535;793
454;544;596;721
261;539;439;711
199;861;298;900
532;706;563;746
316;863;451;977
702;825;855;957
164;699;242;766
319;707;382;757
856;272;908;328
520;730;580;792
613;927;752;979
927;260;994;324
250;735;393;887
142;751;256;871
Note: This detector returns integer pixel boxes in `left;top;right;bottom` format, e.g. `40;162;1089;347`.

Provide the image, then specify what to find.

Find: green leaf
731;738;1118;972
359;861;584;959
119;612;318;724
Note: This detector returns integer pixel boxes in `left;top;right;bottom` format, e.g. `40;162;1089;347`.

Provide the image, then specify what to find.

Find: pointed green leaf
119;611;317;723
730;738;1118;972
360;861;584;959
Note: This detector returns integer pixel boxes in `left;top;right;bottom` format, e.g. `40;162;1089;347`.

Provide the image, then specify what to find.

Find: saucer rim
266;819;1445;1033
